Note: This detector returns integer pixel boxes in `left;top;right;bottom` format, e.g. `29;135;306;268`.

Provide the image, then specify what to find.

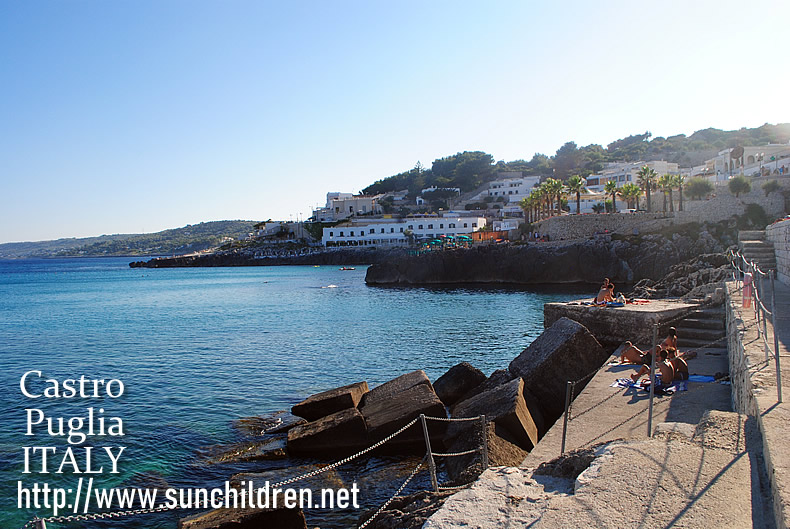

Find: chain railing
729;249;782;403
23;411;489;529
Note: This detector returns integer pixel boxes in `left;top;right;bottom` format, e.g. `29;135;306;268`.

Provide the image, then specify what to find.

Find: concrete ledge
544;298;697;347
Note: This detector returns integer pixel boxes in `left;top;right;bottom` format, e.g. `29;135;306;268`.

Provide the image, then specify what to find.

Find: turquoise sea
0;257;586;528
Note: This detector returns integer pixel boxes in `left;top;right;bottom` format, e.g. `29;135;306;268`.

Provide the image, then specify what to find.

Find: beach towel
688;375;715;383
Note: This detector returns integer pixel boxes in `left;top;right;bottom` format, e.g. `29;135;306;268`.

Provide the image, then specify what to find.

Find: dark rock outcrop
364;229;729;286
287;408;368;457
291;381;369;421
628;252;732;301
509;317;606;423
360;370;434;408
433;362;486;407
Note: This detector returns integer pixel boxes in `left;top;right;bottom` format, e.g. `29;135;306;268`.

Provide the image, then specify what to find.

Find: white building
586;161;680;192
486;175;541;202
312;192;382;222
322;215;487;247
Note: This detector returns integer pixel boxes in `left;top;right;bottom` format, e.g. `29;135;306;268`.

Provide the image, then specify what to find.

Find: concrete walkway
425;282;790;528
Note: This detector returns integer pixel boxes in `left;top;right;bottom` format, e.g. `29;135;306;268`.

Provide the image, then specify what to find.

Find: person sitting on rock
595;279;615;304
619;341;652;365
631;349;674;385
666;348;689;381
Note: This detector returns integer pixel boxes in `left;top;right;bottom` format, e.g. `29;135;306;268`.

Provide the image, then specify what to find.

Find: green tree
552;142;583;180
619;183;642;210
592;202;606;214
673;174;685;211
657;174;674;212
604;181;618;211
565;175;587;214
685;177;714;200
637;166;658;212
762;180;781;196
728;175;751;198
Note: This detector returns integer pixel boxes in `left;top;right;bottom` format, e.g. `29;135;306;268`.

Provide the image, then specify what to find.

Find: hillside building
312;192;383;222
585;161;680;193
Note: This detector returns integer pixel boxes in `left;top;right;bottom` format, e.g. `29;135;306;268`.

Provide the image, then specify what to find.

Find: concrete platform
544;298;698;347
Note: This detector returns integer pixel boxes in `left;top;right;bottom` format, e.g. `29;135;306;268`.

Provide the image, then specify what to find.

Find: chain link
431;448;479;458
356;459;424;529
424;415;480;422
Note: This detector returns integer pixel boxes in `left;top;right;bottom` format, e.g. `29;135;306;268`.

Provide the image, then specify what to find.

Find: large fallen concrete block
360;370;433;409
179;506;307;529
455;368;515;408
509;317;605;423
361;381;446;451
287;408;368;457
444;421;528;484
433;362;486;407
291;381;369;421
445;378;538;450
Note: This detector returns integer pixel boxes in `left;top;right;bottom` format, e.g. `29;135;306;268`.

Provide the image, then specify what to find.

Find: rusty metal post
420;414;439;492
561;380;573;455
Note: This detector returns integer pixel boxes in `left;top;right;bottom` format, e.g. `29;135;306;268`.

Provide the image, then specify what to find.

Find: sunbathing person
668;350;689;381
595;281;615;304
660;328;678;355
630;349;674;385
619;341;652;365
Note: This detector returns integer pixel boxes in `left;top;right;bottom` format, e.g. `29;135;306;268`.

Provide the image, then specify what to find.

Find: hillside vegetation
363;123;790;197
0;221;258;258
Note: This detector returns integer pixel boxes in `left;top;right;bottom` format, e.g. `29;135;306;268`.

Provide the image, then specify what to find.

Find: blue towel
688;375;715;383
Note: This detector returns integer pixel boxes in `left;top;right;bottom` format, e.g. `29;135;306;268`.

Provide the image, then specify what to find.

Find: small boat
339;267;356;271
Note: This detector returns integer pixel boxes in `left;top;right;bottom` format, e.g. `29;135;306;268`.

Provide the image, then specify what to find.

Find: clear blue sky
2;0;788;243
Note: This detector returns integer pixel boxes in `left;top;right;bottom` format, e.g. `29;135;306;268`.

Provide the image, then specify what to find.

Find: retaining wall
725;281;789;529
535;176;789;241
766;218;790;286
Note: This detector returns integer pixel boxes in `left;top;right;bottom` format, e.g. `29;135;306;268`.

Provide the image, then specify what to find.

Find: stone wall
766;218;790;286
535;175;789;241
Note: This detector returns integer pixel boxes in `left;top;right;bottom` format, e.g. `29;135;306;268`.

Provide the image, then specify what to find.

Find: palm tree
544;178;564;216
637;166;658;212
657;174;673;212
604;181;618;213
592;203;605;214
519;197;530;223
619;183;641;210
566;175;587;214
673;174;685;211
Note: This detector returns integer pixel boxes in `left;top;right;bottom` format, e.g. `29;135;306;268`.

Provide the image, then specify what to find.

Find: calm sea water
0;257;585;528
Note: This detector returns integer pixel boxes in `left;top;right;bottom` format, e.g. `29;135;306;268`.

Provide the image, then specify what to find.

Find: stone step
738;230;767;241
684;308;726;321
741;245;775;254
677;317;725;330
679;336;727;349
676;327;726;342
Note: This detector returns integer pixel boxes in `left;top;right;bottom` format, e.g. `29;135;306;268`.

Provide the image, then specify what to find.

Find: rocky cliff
365;230;731;286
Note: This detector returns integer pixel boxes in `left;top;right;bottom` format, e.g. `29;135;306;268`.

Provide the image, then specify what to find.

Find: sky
2;0;789;243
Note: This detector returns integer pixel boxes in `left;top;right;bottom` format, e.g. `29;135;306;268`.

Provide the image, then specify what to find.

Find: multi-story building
312;192;382;222
585;161;680;193
322;214;486;247
486;175;541;202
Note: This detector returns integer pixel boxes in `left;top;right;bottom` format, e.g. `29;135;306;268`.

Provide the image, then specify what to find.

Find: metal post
33;520;47;529
479;415;489;470
561;380;573;455
420;414;439;492
771;271;783;403
647;324;658;438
